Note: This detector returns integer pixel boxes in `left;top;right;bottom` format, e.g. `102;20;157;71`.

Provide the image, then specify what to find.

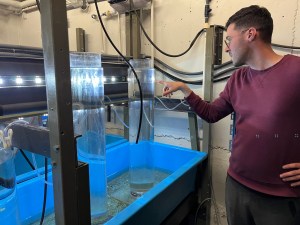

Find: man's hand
158;81;192;98
280;163;300;187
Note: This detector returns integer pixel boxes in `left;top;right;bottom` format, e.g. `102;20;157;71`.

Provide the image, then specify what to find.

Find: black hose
214;60;232;70
19;149;35;170
39;158;48;225
155;65;202;85
134;10;205;58
155;57;203;76
0;45;43;57
213;67;240;78
19;149;48;225
156;64;236;84
214;75;231;82
36;0;40;12
94;0;143;144
154;58;234;76
272;43;300;50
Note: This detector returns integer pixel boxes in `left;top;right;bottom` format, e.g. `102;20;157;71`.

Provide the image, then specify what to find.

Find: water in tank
0;129;20;225
128;58;155;196
70;52;107;218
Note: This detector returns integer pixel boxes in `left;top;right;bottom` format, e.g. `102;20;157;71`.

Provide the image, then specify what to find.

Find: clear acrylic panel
128;58;155;196
70;52;107;218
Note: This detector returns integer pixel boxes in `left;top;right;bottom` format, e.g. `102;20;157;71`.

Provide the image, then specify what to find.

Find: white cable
181;100;190;107
143;107;154;128
104;95;129;128
111;106;129;128
104;95;154;128
155;97;188;111
31;153;53;186
4;119;29;135
1;120;28;147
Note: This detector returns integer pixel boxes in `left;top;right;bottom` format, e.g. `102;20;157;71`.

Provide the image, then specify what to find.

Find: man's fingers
282;163;300;169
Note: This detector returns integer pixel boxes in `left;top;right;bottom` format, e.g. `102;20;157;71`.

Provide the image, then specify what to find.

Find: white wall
1;1;300;224
0;13;23;45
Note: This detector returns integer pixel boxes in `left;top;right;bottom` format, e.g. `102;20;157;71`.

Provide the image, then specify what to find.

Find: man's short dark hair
225;5;273;43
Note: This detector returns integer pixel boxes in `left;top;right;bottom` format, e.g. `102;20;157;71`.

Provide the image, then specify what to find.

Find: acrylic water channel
12;140;207;225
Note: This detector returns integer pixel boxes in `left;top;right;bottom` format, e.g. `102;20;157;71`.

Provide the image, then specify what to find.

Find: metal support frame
202;26;214;152
40;1;90;224
76;28;86;52
213;26;224;65
198;26;215;225
188;112;200;151
125;10;141;58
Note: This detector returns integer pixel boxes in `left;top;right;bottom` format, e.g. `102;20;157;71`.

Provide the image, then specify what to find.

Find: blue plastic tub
14;141;207;225
105;134;126;149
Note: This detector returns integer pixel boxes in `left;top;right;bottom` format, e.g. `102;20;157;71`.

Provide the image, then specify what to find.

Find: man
160;5;300;225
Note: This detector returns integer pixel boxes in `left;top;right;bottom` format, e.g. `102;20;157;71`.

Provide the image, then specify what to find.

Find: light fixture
35;76;42;84
16;76;23;84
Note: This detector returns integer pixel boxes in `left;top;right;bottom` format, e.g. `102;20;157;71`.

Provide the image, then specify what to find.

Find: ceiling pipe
21;0;107;13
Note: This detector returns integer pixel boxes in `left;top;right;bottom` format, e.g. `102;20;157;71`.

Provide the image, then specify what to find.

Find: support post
40;1;90;224
197;26;215;225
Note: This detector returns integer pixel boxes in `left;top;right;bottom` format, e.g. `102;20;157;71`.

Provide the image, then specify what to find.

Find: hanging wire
35;0;40;12
134;10;206;58
94;0;143;144
155;97;188;111
104;96;129;128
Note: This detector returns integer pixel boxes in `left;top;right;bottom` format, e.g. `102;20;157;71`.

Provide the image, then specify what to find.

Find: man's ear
248;27;257;41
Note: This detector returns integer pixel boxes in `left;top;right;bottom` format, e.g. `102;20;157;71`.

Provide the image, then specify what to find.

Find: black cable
215;25;226;31
0;46;43;57
155;57;203;76
156;64;234;84
19;149;35;170
214;75;231;83
39;158;48;225
272;43;300;50
134;10;205;58
194;198;212;225
155;65;203;85
214;67;240;78
94;0;143;144
155;58;234;76
19;149;48;225
36;0;40;12
214;60;232;70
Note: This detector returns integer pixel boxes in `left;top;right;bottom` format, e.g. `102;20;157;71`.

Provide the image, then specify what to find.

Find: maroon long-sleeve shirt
186;54;300;197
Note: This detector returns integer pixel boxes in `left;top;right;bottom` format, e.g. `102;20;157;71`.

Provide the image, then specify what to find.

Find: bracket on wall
213;25;224;66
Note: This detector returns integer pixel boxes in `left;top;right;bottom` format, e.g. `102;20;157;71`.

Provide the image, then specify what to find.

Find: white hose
31;153;52;186
155;97;188;111
104;95;129;128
